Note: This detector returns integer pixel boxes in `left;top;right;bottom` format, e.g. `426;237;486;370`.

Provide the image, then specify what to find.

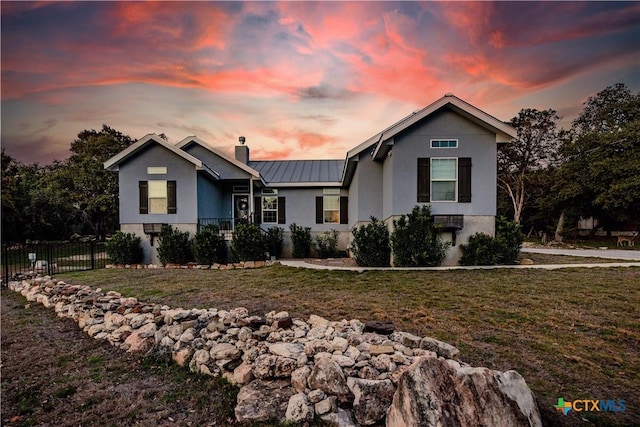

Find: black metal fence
2;241;108;283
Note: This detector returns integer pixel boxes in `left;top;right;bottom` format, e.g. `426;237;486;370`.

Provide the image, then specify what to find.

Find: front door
233;194;250;227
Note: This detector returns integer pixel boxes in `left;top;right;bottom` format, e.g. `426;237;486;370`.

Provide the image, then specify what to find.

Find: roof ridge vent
444;92;454;97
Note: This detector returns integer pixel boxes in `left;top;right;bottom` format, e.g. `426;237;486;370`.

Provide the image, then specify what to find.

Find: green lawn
58;265;640;426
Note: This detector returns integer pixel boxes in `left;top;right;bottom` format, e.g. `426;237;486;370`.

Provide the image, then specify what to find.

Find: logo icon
554;398;573;415
554;398;626;415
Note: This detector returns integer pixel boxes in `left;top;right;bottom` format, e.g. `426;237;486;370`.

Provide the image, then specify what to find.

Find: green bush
105;231;143;264
459;217;523;265
391;205;450;267
289;223;312;258
266;226;284;258
231;223;268;261
459;233;502;265
191;224;226;266
157;225;192;265
351;217;390;267
315;229;340;258
495;216;523;264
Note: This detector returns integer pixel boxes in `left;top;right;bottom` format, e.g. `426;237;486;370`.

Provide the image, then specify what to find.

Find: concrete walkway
279;247;640;272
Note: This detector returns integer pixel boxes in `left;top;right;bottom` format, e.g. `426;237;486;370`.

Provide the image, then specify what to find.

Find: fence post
47;243;52;276
91;241;96;270
3;244;8;284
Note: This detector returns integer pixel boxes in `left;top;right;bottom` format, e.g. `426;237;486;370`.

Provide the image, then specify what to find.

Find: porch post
249;178;254;223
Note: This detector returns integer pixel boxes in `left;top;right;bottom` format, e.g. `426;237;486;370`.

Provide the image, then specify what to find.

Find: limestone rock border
105;260;278;270
8;275;542;426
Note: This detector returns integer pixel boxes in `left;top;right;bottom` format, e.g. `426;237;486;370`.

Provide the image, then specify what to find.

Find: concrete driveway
521;247;640;261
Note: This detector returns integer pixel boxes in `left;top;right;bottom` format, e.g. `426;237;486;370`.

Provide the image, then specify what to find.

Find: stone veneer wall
8;275;542;427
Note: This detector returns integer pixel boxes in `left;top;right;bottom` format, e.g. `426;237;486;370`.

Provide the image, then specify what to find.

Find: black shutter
340;196;348;224
417;158;430;202
167;181;177;214
458;158;472;203
254;197;262;224
316;197;323;224
139;181;148;214
278;197;286;224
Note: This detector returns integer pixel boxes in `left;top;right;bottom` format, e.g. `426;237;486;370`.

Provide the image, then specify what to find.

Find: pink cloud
263;128;340;152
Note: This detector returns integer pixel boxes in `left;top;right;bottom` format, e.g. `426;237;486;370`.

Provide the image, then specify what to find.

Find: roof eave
264;181;343;188
176;136;262;179
103;134;205;171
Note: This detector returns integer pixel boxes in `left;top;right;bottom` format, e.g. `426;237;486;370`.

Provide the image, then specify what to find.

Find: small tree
105;231;143;265
315;229;340;258
192;224;226;266
498;108;560;224
289;223;312;258
391;205;449;267
266;226;284;258
231;223;268;261
351;217;391;267
157;225;192;265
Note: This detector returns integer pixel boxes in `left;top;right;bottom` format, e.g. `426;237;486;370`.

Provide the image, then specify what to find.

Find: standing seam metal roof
249;160;345;183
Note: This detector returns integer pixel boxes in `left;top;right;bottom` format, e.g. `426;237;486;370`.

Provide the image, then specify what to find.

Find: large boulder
123;322;156;354
386;356;542;427
235;379;295;422
307;355;352;403
347;377;396;425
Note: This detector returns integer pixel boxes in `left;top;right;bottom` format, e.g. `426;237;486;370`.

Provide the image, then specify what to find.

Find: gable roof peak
175;135;261;180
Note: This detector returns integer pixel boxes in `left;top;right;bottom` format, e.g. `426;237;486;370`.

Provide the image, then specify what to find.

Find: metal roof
249;160;345;185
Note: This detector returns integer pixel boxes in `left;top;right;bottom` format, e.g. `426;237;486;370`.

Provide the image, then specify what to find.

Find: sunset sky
2;1;639;164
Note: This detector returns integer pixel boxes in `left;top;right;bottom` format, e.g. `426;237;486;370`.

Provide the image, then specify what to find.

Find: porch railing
198;217;252;240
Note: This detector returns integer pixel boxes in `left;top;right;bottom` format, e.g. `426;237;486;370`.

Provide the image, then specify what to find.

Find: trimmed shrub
495;216;523;264
459;233;502;265
105;231;143;265
391;205;450;267
315;229;340;258
351;217;390;267
157;225;192;265
266;226;284;258
192;224;226;266
289;223;312;258
231;223;268;261
460;217;523;265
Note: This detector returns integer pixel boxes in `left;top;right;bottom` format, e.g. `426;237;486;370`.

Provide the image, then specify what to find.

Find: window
316;190;348;224
254;195;285;224
139;180;176;214
417;158;471;203
262;196;278;223
323;188;340;223
147;166;167;174
431;159;457;201
431;139;458;148
148;180;168;213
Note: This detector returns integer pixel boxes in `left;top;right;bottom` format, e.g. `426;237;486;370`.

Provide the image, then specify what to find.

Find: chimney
235;136;249;164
